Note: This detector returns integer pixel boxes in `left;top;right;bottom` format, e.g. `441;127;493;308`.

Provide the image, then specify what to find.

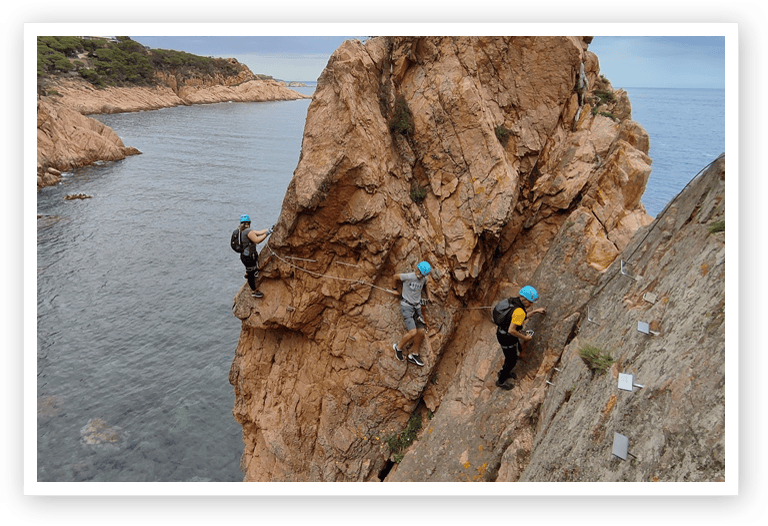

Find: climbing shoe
496;379;514;390
407;354;425;367
393;343;404;362
252;290;264;298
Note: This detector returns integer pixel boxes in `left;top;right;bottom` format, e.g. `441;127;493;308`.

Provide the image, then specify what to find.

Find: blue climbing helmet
417;261;432;276
240;214;250;223
519;285;538;303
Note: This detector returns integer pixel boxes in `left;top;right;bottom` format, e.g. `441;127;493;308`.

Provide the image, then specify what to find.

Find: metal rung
637;321;660;336
621;260;640;281
643;292;657;304
612;433;630;460
618;373;644;392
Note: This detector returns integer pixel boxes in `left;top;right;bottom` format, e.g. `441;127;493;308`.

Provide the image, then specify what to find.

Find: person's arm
393;274;403;293
507;308;532;341
247;229;269;244
528;307;546;315
508;326;533;341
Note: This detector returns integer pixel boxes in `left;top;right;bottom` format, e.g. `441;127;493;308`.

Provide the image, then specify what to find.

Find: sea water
626;88;725;216
36;88;314;482
35;87;725;482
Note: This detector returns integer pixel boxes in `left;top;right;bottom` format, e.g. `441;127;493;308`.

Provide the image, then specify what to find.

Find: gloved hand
420;298;429;306
267;225;275;235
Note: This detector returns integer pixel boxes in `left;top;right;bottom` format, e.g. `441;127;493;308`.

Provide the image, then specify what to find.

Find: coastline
37;77;311;189
47;77;310;115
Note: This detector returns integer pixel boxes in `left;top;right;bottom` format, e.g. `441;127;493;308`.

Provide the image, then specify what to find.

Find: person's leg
398;328;418;350
497;344;518;383
406;327;426;366
411;328;424;352
406;306;427;366
395;304;417;361
496;331;519;386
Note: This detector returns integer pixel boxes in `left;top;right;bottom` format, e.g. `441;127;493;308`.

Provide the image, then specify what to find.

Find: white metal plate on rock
612;433;629;460
618;373;635;392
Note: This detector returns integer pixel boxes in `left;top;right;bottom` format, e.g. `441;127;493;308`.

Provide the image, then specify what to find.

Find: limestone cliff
228;36;683;482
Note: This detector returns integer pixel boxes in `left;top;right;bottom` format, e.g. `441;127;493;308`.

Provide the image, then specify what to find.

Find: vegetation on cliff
37;36;271;93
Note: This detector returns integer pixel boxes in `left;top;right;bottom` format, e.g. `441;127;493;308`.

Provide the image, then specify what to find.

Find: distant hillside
36;36;273;94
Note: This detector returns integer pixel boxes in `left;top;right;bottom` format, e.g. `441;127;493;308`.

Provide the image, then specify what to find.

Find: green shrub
410;182;427;204
37;36;249;88
579;343;614;375
708;220;725;234
599;111;617;121
593;90;615;105
495;125;512;146
389;95;414;137
385;413;422;463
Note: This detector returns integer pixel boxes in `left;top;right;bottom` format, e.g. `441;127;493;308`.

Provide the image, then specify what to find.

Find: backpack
230;228;244;253
492;297;524;328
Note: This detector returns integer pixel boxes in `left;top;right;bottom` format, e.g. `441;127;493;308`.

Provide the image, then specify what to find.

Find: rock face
390;154;726;482
228;36;675;482
514;154;726;482
37;99;141;187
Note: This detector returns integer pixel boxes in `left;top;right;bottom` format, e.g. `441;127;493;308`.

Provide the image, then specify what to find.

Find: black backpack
230;228;244;253
492;297;523;328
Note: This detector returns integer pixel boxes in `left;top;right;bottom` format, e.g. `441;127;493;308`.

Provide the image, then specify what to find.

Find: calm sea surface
36;87;724;482
626;88;725;216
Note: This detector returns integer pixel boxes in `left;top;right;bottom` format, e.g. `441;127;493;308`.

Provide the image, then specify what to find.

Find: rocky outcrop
229;36;664;482
36;60;310;189
45;75;309;116
37;99;141;188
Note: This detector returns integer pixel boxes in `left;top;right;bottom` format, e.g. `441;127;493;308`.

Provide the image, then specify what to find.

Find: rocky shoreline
36;75;311;189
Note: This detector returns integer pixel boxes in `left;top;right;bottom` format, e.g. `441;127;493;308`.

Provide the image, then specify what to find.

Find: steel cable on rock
261;241;399;297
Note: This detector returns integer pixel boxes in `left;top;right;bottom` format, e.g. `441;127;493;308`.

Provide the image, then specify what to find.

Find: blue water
626;88;725;216
36;86;724;482
36;88;314;482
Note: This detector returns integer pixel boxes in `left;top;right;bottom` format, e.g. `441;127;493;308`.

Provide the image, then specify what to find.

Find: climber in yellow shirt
493;286;546;390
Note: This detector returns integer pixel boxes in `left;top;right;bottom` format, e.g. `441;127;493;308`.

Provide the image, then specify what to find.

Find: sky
130;34;727;88
131;35;366;83
25;22;739;88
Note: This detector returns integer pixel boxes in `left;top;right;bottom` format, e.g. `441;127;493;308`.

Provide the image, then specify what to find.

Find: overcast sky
25;21;738;88
130;35;726;88
131;36;367;82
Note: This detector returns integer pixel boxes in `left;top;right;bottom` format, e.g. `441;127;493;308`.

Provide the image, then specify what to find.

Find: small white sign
618;373;635;392
612;433;629;460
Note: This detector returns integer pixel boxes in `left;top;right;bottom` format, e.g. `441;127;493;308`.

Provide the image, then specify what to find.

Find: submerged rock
80;417;126;451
